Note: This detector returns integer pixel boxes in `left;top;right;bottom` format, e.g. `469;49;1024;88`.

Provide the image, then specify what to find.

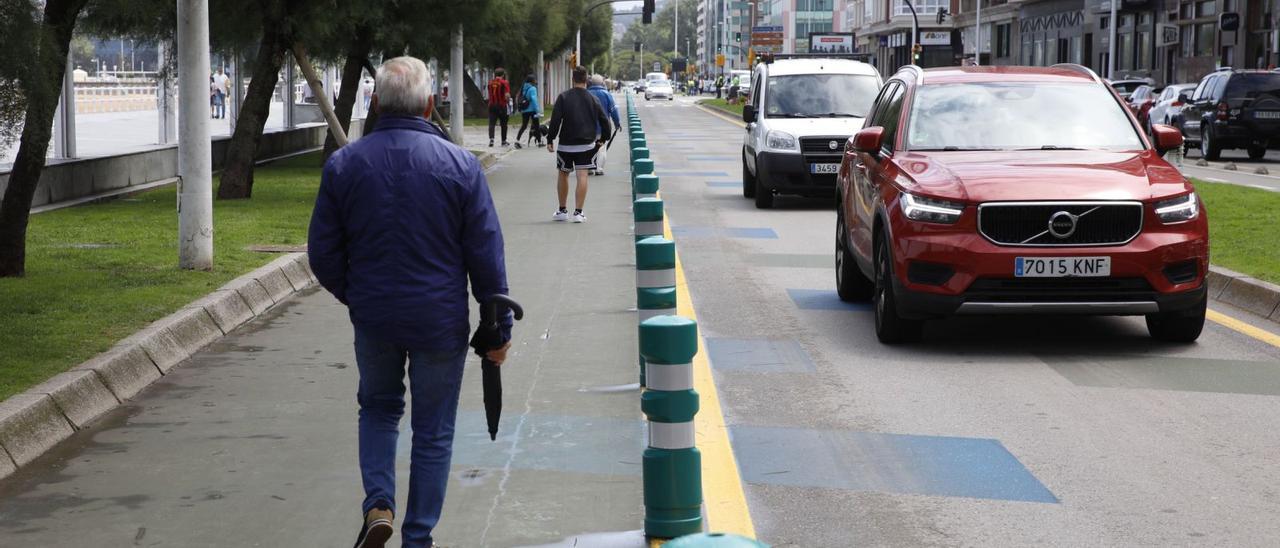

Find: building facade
840;0;1279;84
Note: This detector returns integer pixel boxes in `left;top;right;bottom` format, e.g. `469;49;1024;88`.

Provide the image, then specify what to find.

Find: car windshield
1111;81;1145;93
1225;73;1280;101
764;74;879;118
906;82;1144;151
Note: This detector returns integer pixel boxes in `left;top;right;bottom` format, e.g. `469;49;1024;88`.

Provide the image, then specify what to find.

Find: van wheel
836;213;873;302
754;176;774;209
1201;125;1222;160
742;152;756;198
873;234;923;344
1248;144;1267;160
1146;293;1206;343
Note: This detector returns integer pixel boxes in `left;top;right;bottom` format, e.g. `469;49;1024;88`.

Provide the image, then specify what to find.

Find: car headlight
1155;193;1199;223
900;193;964;224
765;130;798;152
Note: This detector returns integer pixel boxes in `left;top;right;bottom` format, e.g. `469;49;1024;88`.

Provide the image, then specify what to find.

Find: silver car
1149;83;1197;133
645;80;674;101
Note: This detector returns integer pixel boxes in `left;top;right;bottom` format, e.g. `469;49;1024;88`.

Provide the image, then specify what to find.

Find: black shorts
556;148;598;173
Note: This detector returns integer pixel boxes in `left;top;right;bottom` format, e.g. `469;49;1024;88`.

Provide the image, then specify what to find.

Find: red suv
835;65;1209;344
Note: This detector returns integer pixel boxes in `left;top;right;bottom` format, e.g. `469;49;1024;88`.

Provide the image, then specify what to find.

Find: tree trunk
322;27;374;161
463;71;488;118
216;19;287;200
0;0;89;277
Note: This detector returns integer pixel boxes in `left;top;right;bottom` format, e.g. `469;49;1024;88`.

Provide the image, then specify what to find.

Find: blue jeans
354;327;467;547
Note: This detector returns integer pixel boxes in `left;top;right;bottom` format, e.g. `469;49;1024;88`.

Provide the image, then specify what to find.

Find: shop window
1181;25;1194;57
1197;0;1216;17
1119;32;1133;70
996;23;1012;58
1137;31;1151;69
1059;38;1072;63
1196;22;1215;56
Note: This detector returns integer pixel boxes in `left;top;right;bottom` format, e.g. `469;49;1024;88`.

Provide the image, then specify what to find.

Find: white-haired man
308;56;512;548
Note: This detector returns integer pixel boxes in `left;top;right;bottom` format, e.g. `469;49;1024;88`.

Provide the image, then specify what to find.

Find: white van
741;56;882;208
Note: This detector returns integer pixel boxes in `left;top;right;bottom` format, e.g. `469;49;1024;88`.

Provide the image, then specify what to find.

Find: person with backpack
586;74;620;176
487;68;511;147
514;74;542;149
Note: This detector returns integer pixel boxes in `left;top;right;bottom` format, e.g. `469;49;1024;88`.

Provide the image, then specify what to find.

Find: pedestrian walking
727;74;741;105
209;75;220;118
487;67;511;147
545;65;611;223
308;56;512;548
515;74;543;148
586;74;620;176
214;68;229;118
715;74;724;99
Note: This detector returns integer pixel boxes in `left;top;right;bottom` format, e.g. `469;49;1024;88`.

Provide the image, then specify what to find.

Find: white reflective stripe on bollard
648;421;696;449
645;362;694;391
634;221;663;235
637;269;676;288
636;193;658;200
639;308;677;321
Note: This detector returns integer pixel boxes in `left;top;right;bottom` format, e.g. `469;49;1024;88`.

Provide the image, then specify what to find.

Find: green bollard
631;147;650;164
634;174;660;200
634;198;664;241
664;533;770;547
635;235;676;387
640;315;702;539
632;159;655;198
630;137;646;152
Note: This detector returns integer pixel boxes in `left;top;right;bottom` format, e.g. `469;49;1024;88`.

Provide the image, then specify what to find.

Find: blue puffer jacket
308;115;511;351
587;84;620;135
520;82;541;116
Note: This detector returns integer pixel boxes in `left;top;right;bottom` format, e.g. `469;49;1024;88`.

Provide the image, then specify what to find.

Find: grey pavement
0;145;648;547
645;96;1280;546
1176;146;1280;191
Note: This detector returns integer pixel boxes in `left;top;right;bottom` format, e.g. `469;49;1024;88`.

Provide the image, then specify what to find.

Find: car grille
978;202;1143;246
800;137;849;155
966;277;1154;302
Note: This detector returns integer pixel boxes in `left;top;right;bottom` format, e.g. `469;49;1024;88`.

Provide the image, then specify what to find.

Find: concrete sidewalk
0;145;649;547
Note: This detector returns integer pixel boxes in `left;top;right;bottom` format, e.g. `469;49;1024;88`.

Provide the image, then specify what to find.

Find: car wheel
836;213;874;302
1201;124;1222;160
1248;144;1267;160
742;152;756;198
1145;292;1206;343
754;173;774;209
873;233;924;344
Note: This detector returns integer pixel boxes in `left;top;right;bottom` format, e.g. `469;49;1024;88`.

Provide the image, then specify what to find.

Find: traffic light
735;31;742;42
643;0;655;24
634;41;641;52
912;43;923;62
936;7;948;24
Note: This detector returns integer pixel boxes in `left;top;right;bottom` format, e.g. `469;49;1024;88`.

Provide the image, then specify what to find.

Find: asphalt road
1176;145;1280;192
642;95;1280;546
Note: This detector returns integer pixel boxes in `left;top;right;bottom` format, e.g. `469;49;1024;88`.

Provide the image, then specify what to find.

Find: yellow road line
696;104;748;128
1207;309;1280;348
663;219;758;538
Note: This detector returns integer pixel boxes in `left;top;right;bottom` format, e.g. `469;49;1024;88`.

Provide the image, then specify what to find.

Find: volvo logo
1048;211;1077;239
828;140;839;150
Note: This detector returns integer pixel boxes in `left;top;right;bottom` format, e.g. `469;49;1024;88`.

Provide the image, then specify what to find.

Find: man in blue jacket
308;56;511;548
586;74;620;176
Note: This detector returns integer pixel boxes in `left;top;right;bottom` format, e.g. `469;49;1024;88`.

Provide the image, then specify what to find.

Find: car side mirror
743;104;756;124
1177;93;1190;103
1151;124;1184;155
852;126;885;155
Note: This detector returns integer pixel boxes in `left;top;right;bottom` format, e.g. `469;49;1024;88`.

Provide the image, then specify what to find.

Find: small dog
515;121;548;149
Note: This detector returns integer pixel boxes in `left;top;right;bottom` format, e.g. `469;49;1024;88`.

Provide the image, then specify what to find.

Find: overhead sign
752;26;783;33
1158;23;1179;47
716;53;725;67
1220;12;1240;32
809;33;855;54
653;61;662;72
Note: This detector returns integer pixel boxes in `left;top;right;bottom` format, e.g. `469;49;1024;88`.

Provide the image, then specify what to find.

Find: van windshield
764;74;879;118
906;82;1144;151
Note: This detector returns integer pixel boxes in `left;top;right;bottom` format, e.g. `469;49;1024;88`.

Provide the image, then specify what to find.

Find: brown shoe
353;507;393;548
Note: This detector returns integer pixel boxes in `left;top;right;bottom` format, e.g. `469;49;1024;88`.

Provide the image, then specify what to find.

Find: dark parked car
836;64;1207;344
1180;70;1280;160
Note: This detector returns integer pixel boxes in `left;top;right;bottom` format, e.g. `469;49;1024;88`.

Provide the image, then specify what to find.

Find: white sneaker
571;212;587;223
596;169;606;176
552;210;570;222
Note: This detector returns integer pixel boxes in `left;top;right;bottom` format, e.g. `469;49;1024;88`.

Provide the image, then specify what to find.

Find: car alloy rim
875;246;887;327
835;219;845;285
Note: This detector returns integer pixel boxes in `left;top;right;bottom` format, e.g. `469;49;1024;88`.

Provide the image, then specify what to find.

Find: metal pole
158;41;176;144
177;0;214;271
229;54;243;132
674;0;679;53
538;49;545;111
1108;0;1117;78
576;27;582;67
53;54;76;159
450;24;464;145
975;0;982;66
283;59;295;128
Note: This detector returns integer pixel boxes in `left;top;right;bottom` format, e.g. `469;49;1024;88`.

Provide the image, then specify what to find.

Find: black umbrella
469;294;524;441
